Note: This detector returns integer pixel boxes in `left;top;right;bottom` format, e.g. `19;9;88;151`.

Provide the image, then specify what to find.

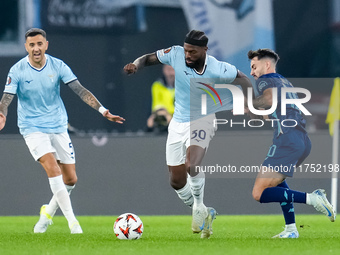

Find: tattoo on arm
252;95;268;109
0;93;14;116
68;80;102;110
133;53;160;70
252;89;273;109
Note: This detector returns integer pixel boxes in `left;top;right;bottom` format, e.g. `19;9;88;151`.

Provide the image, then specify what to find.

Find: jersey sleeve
256;77;274;95
220;61;238;82
4;67;19;94
156;46;179;66
60;61;77;84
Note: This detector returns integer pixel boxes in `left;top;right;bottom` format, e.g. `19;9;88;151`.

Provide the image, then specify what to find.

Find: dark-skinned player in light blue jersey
124;30;254;239
248;48;335;238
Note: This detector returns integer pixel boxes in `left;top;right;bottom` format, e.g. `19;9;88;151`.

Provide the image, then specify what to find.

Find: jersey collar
26;55;48;71
193;55;208;75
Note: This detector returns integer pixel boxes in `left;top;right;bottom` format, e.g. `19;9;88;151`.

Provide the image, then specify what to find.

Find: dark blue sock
259;186;306;204
277;181;295;225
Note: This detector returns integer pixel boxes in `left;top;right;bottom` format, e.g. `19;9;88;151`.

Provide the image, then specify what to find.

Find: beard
185;59;200;69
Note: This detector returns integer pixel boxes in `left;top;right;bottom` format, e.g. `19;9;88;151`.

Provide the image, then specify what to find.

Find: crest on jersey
6;76;11;85
48;74;55;82
258;80;268;92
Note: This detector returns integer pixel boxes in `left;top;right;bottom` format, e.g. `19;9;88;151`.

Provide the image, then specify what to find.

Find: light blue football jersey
4;54;77;135
157;46;238;122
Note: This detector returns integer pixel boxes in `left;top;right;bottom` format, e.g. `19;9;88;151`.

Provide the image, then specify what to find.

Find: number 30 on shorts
191;129;206;140
266;145;277;157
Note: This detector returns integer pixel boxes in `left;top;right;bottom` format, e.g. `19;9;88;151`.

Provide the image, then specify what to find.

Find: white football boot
309;189;336;222
201;207;217;239
70;221;83;234
272;226;299;238
192;204;208;233
33;205;53;233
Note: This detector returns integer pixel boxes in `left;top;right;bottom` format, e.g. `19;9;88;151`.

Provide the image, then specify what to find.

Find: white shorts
24;132;75;164
166;115;217;166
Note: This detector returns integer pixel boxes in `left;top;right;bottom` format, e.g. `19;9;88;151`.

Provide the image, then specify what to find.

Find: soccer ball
113;213;143;240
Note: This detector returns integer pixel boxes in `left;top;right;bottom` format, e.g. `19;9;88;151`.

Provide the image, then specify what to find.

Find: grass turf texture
0;215;339;255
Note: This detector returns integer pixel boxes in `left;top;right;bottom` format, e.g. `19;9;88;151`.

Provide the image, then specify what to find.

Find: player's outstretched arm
123;52;161;75
252;88;273;109
232;70;253;97
0;93;14;131
231;70;258;118
68;80;125;124
246;88;273;120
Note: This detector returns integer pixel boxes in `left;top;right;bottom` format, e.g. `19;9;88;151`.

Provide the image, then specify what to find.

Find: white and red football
113;213;143;240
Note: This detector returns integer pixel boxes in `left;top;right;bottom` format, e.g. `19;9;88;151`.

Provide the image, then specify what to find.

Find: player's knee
187;165;195;176
168;165;187;189
252;189;262;202
64;175;78;186
169;176;186;190
186;163;200;176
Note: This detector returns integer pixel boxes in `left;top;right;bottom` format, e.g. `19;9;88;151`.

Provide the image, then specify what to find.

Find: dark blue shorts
262;129;311;177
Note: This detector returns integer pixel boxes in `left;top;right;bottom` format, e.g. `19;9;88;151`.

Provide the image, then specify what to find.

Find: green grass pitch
0;215;339;255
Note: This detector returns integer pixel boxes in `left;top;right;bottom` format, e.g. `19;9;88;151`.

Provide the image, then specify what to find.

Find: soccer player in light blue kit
248;48;335;238
0;28;125;234
124;30;253;238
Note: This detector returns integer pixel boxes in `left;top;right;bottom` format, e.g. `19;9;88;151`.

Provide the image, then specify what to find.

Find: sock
188;172;205;206
260;186;307;204
65;184;75;195
49;176;77;226
46;184;75;217
277;181;295;225
175;182;194;208
285;223;297;231
306;193;312;205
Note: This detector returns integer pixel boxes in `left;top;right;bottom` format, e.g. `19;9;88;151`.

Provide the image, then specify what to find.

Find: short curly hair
247;48;279;64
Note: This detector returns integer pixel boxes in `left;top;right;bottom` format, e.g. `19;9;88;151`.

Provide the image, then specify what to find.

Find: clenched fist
123;63;137;75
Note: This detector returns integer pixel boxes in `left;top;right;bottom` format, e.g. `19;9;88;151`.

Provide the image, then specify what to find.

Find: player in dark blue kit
248;49;335;238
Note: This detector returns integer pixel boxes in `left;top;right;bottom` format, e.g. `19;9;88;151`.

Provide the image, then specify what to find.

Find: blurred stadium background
0;0;338;216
